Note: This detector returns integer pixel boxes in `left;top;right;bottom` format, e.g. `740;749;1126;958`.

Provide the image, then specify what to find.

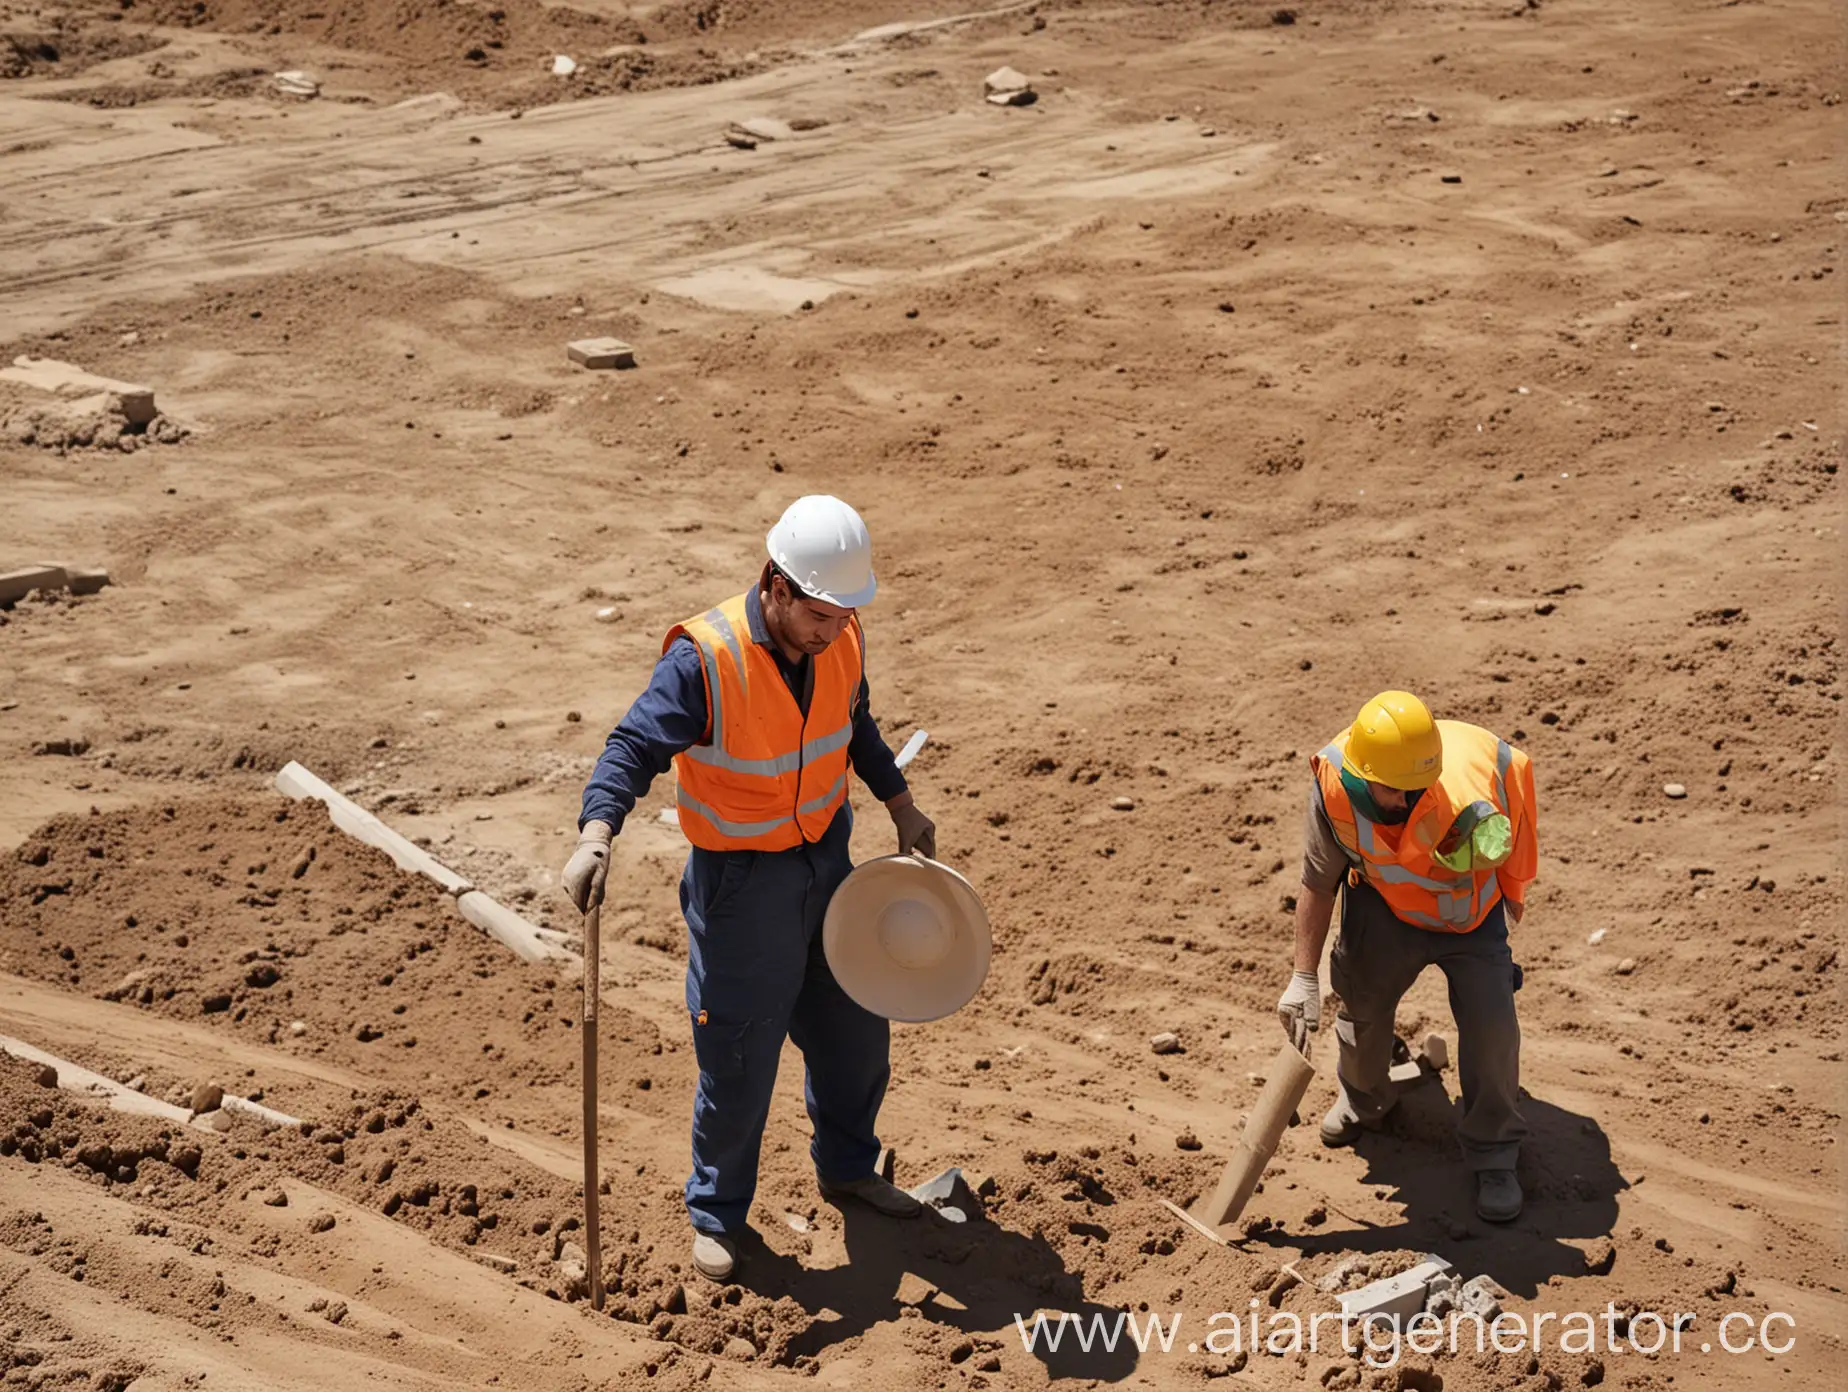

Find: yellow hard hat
1342;691;1444;790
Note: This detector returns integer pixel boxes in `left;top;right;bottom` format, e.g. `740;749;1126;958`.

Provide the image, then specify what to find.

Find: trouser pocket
690;1012;752;1082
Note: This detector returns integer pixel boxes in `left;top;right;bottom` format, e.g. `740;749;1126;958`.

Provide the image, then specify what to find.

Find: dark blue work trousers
679;808;890;1235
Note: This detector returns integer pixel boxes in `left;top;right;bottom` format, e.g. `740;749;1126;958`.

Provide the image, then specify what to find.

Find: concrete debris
1150;1031;1181;1055
551;55;577;78
1423;1273;1460;1317
984;66;1036;106
3;355;156;424
274;70;320;98
1336;1255;1454;1324
0;566;71;607
908;1165;964;1208
1458;1274;1507;1319
568;338;635;370
554;1240;589;1295
1388;1058;1437;1088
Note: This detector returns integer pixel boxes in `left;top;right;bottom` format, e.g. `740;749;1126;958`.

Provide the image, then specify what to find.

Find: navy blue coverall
579;587;907;1236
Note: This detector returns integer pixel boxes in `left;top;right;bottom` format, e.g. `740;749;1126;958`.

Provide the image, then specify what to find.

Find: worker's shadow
1249;1082;1628;1299
737;1198;1139;1382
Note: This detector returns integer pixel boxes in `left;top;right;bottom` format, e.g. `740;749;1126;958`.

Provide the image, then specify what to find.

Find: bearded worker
562;495;937;1281
1277;691;1539;1223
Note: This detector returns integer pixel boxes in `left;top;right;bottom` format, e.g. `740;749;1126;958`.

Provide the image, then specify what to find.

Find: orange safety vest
666;593;863;852
1311;720;1531;934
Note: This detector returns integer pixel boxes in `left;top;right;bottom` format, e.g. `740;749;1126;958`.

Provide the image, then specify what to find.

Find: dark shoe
1476;1169;1523;1223
691;1230;737;1281
819;1173;923;1218
1320;1098;1392;1148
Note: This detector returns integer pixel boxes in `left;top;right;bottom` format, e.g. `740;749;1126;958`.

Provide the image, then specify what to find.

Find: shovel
581;902;605;1309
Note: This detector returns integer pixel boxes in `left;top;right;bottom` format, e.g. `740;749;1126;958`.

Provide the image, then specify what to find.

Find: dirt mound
0;11;167;79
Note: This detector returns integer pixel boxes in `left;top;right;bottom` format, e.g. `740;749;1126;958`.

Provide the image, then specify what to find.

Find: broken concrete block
60;566;110;597
567;338;635;370
985;66;1032;95
1;357;156;426
908;1165;964;1208
1419;1033;1449;1071
1336;1255;1454;1325
1423;1273;1460;1317
1388;1059;1437;1088
1458;1274;1506;1320
0;566;67;606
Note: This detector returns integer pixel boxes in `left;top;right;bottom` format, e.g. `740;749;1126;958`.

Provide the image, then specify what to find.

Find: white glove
561;822;612;913
1277;970;1322;1051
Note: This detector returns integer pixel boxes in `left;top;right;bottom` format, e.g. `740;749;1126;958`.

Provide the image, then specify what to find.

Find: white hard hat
823;854;991;1022
766;495;877;608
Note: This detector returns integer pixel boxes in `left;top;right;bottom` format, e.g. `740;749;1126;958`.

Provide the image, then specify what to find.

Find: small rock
1272;7;1297;22
476;1252;517;1273
1459;1274;1506;1319
1419;1033;1449;1071
1697;1109;1710;1124
1175;1131;1202;1151
1447;1221;1470;1242
1587;927;1608;945
191;1083;225;1114
289;1020;308;1036
1615;958;1636;976
262;1189;289;1207
723;1336;756;1361
273;70;319;98
1663;782;1688;799
1440;173;1462;183
1150;1031;1181;1055
35;1064;58;1088
1111;796;1135;812
723;129;758;150
551;54;577;78
309;1214;336;1233
323;1301;347;1325
594;606;620;623
784;1211;810;1232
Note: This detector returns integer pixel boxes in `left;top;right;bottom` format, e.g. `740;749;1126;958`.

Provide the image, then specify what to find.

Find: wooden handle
582;903;605;1311
1193;1041;1317;1229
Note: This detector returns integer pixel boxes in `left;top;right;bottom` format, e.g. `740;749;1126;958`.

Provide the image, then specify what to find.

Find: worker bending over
1278;691;1538;1222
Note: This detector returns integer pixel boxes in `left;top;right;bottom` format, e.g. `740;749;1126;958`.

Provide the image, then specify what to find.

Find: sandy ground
1;0;1843;1388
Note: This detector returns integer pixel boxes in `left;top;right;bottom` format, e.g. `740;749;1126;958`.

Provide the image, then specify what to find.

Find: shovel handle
582;903;604;1310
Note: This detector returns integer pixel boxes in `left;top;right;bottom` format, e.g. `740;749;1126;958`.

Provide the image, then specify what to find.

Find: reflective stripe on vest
1312;723;1519;934
665;594;863;852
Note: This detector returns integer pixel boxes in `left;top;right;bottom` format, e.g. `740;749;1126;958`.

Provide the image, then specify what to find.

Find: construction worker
1277;691;1538;1223
562;496;936;1282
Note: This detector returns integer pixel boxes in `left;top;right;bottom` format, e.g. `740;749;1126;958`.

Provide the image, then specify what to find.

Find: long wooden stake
581;903;605;1310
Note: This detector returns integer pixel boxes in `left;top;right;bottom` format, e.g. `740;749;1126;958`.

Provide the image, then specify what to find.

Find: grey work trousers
1328;878;1527;1171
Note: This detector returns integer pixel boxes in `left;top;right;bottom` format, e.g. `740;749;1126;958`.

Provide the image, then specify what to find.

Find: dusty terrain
1;0;1842;1388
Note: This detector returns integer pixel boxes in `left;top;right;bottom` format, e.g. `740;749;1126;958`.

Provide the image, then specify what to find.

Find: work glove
1277;970;1323;1052
562;821;613;914
889;799;937;860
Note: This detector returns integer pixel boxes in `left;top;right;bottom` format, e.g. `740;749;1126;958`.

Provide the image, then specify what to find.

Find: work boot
691;1230;737;1281
1475;1169;1523;1223
818;1173;923;1218
1320;1098;1392;1148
